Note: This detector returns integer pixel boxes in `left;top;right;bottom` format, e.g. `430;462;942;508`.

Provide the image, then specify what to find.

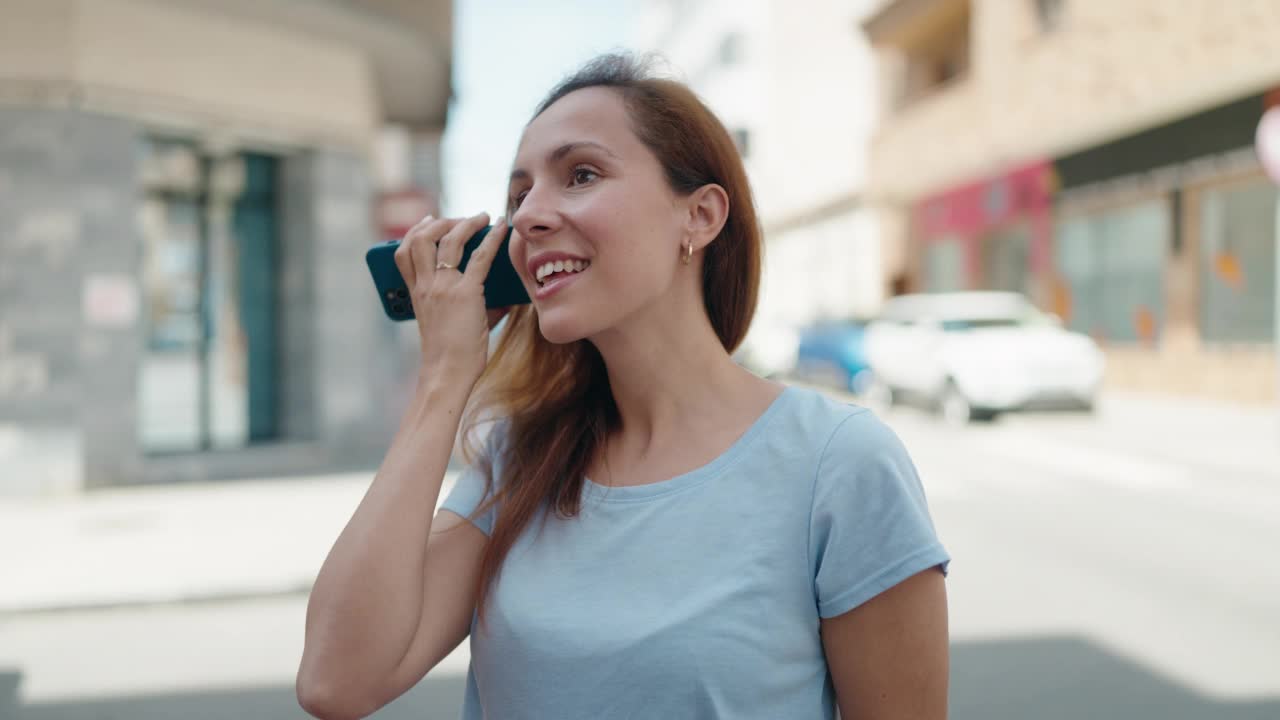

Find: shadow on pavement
952;635;1279;720
2;669;19;719
7;635;1278;719
12;673;465;720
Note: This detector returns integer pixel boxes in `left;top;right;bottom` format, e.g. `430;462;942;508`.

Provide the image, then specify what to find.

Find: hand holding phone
367;221;530;321
373;215;528;386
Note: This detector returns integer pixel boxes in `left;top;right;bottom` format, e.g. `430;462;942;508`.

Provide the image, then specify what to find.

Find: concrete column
305;149;406;461
0;107;140;494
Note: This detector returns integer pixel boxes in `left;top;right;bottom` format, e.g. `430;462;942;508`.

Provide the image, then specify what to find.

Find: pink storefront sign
913;161;1056;282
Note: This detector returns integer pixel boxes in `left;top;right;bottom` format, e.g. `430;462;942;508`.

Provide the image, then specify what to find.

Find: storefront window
137;138;281;453
981;225;1031;294
923;237;965;292
1055;199;1168;343
1198;178;1277;344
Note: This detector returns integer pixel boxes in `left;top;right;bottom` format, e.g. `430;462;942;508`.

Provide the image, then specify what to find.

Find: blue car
794;319;873;394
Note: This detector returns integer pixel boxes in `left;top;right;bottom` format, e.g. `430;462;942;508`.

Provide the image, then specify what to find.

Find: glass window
1198;179;1277;344
1033;0;1066;32
1054;199;1168;343
718;33;743;65
981;225;1031;294
137;193;203;451
137;139;281;453
923;237;965;292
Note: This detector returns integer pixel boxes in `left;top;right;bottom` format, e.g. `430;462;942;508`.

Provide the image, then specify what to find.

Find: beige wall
870;0;1280;201
0;0;385;147
0;0;76;83
78;0;379;141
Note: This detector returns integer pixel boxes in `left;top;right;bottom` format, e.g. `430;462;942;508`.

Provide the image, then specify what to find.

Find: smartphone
366;225;530;321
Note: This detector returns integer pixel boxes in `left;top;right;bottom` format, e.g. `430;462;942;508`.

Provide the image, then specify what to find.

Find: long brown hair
458;53;762;622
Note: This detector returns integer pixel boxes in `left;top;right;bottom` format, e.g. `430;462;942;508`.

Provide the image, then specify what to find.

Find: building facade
0;0;452;494
863;0;1280;403
638;0;884;373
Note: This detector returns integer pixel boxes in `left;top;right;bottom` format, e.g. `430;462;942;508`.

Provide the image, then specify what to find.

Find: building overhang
165;0;454;128
861;0;968;50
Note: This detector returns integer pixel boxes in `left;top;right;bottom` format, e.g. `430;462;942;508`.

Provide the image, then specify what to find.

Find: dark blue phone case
365;225;530;321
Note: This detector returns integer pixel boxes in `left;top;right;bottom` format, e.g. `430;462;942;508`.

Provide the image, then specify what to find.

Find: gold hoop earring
682;241;693;265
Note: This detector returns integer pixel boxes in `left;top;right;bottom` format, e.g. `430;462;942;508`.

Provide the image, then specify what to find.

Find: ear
682;183;730;252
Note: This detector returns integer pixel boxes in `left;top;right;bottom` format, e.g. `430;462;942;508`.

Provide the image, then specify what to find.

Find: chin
536;311;592;345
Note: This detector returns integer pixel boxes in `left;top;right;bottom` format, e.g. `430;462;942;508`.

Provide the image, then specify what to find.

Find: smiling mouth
534;259;591;286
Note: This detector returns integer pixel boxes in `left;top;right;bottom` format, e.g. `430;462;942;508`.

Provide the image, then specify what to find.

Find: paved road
2;396;1277;719
880;401;1280;719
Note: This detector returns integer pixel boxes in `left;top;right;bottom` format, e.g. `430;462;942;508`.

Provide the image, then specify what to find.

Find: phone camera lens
391;302;406;314
395;289;408;299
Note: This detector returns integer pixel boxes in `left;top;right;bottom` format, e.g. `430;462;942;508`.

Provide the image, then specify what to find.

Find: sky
442;0;643;218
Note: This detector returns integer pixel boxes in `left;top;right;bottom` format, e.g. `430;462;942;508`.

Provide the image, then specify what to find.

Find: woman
298;54;949;720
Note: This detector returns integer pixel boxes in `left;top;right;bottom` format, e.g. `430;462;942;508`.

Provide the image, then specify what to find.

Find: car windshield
940;317;1026;332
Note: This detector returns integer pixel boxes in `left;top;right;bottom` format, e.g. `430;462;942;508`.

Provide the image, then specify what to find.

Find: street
2;391;1278;719
893;397;1280;719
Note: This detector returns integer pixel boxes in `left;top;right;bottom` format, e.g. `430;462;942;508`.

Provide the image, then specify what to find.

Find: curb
0;581;315;619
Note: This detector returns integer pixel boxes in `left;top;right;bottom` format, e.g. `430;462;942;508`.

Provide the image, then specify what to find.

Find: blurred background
1;0;1278;718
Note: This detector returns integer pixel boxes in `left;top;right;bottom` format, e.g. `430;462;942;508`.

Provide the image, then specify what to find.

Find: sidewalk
1;388;1275;615
1086;390;1280;481
0;470;459;615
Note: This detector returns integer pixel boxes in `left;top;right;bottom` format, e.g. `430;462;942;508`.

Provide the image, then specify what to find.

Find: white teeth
535;259;590;284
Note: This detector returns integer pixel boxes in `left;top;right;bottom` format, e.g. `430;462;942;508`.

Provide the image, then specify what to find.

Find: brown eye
571;168;598;185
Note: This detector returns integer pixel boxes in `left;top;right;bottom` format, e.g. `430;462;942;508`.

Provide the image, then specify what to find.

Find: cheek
508;232;529;281
592;238;671;303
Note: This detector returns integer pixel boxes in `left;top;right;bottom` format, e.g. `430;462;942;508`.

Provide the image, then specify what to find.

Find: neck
588;282;765;451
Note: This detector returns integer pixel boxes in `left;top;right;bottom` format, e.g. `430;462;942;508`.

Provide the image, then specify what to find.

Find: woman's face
507;87;687;344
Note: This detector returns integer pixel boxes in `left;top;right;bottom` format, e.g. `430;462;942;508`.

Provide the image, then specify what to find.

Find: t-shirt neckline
582;385;795;503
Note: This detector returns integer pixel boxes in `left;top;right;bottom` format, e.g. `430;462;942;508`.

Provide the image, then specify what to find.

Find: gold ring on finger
435;261;456;270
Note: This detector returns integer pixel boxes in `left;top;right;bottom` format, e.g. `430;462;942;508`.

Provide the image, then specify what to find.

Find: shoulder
775;386;899;463
818;407;909;474
775;387;918;494
463;416;513;467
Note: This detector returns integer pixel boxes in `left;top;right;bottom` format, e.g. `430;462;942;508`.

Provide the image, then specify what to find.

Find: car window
941;318;1023;332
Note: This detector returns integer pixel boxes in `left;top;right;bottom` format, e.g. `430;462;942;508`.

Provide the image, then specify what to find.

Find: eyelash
510;166;600;210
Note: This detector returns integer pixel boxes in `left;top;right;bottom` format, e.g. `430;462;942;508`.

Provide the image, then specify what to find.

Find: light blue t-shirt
440;385;949;719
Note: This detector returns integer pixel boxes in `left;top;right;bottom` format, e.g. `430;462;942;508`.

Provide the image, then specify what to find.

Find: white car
863;292;1104;423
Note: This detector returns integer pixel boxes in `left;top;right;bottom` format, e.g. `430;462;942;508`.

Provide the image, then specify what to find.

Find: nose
509;183;559;243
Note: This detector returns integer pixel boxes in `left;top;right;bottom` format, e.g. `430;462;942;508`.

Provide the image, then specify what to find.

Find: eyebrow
509;141;617;183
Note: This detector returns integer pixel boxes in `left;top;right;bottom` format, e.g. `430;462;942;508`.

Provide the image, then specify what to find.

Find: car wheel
863;375;895;412
939;381;973;426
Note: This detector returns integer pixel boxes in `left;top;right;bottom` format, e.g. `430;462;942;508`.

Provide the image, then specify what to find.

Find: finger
392;215;432;289
437;213;490;271
462;217;508;284
408;217;459;286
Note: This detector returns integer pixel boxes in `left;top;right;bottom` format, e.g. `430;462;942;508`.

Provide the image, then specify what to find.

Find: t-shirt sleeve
809;409;950;619
439;422;507;536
